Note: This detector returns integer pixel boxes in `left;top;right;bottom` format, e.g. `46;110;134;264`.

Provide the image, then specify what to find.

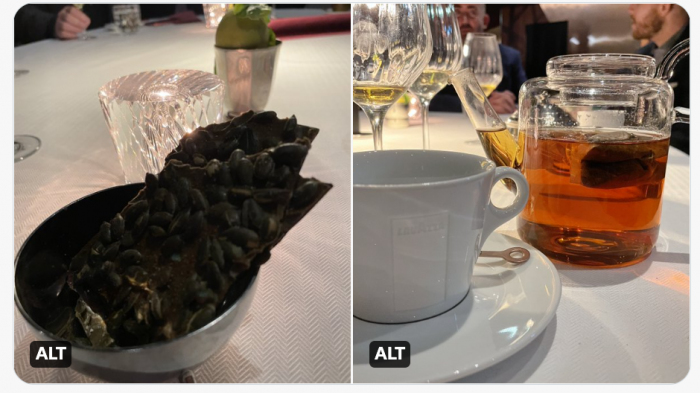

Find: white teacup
353;150;529;324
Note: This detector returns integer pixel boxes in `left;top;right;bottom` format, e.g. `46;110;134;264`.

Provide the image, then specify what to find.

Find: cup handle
480;167;529;248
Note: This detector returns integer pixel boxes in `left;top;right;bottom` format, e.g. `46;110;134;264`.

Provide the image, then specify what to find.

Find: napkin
146;10;201;26
269;12;350;39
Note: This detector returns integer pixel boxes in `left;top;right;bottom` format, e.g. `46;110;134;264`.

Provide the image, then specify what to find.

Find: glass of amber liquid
517;127;669;267
352;4;433;150
464;52;689;267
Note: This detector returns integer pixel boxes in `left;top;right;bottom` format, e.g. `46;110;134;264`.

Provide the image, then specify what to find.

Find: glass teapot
452;39;689;267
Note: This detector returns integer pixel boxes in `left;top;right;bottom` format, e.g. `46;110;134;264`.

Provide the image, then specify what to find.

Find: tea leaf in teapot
569;131;669;189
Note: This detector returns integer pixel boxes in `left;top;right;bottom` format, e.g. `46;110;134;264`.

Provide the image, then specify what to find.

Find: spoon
479;247;530;263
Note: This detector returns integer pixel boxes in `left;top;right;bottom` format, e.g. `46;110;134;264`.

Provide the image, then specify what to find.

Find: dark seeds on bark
191;189;209;211
104;242;120;260
207;202;239;228
110;214;125;240
183;210;204;240
148;226;167;238
254;153;275;179
149;212;173;228
290;180;320;209
168;209;191;235
209;238;225;268
121;232;135;248
124;200;149;224
228;149;246;168
119;249;143;266
145;173;158;198
192;153;207;166
236;158;254;185
197;237;211;265
133;212;149;239
221;227;259;249
163;193;178;215
162;236;184;258
175;178;191;206
205;185;228;204
99;222;111;245
219;162;233;186
271;143;308;168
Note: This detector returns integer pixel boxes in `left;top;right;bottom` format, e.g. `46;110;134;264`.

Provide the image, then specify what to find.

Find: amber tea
478;127;670;266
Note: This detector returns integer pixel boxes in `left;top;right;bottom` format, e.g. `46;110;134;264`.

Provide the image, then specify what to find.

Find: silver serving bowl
15;184;258;382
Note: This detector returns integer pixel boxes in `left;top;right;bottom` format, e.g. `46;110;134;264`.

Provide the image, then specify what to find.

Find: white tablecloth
14;24;351;383
354;112;689;383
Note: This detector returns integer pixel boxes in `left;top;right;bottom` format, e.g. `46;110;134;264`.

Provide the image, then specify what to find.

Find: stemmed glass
408;4;462;150
73;4;96;40
14;70;40;162
15;136;41;162
352;4;433;150
463;33;503;97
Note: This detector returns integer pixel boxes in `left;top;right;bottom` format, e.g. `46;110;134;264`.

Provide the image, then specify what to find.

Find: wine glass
408;4;462;150
352;4;433;150
15;135;41;162
14;70;40;162
463;33;503;97
73;4;96;40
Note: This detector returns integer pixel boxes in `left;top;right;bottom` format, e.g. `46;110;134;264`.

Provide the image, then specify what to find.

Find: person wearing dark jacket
431;4;528;114
14;4;112;46
15;4;204;47
629;4;689;154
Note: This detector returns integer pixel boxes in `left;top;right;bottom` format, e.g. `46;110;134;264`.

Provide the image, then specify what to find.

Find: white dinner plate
353;233;562;383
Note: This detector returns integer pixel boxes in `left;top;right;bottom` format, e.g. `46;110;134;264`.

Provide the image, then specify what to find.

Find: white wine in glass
352;4;433;151
463;32;503;98
409;70;451;100
478;83;498;97
353;86;407;107
408;5;463;150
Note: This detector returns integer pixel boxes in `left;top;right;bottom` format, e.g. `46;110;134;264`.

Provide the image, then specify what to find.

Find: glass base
15;135;41;162
517;217;656;268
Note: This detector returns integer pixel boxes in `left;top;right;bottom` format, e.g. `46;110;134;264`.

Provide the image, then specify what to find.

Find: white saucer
353;233;562;383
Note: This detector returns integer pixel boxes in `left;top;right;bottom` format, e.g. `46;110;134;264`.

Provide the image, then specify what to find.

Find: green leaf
245;4;272;24
268;28;277;46
232;4;247;15
231;4;272;24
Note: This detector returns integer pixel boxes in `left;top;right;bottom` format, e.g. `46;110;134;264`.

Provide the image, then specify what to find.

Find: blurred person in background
431;4;527;114
629;3;689;154
15;4;110;45
15;4;203;46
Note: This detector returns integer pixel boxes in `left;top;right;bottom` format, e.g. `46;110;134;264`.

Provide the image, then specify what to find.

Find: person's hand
488;90;517;114
54;6;91;40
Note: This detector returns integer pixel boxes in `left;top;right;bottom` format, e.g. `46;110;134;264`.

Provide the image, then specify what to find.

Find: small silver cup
215;41;282;117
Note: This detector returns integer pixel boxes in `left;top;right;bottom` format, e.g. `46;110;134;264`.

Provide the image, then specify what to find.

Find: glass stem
420;98;431;150
361;107;388;151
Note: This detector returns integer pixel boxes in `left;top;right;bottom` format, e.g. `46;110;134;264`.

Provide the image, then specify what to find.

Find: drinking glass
203;4;229;29
463;33;502;97
73;4;96;40
15;70;40;162
98;70;224;183
111;4;142;34
408;4;462;150
353;4;433;150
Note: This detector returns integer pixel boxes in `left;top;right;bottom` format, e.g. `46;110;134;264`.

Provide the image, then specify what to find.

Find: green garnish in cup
215;4;277;49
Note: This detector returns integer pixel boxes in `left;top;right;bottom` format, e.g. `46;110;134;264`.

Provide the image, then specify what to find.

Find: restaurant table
14;23;351;383
354;112;689;383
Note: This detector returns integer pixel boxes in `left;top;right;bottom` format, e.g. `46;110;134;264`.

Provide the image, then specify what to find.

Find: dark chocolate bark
66;111;332;347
